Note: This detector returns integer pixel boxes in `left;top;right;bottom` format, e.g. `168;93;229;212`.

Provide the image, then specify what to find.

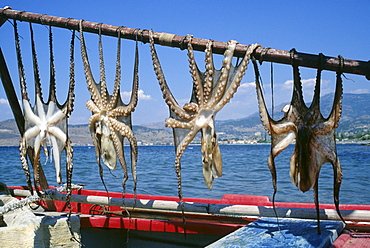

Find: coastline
0;140;368;148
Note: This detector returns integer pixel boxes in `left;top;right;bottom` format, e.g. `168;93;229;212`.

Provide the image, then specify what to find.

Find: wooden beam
0;7;369;79
0;48;24;134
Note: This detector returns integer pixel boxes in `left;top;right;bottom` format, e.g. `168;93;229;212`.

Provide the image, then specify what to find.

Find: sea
0;144;369;205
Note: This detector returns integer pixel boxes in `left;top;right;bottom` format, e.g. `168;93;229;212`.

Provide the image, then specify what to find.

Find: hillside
213;93;370;140
0;121;174;146
1;93;370;146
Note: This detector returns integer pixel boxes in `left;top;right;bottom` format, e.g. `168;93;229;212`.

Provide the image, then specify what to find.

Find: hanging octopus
15;21;75;197
79;21;139;195
253;51;345;233
149;29;260;226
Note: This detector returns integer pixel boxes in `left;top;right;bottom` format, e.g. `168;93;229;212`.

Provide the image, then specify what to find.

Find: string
270;62;274;118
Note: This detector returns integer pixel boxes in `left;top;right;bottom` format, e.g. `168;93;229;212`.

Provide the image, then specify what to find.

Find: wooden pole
0;7;369;79
0;48;24;134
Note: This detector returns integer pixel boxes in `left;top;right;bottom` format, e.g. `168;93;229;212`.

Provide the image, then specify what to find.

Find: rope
0;184;83;215
159;32;175;46
0;194;41;215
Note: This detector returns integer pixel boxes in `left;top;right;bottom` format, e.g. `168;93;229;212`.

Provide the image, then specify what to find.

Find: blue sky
0;1;369;125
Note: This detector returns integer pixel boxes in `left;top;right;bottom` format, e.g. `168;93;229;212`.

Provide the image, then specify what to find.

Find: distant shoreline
0;141;368;148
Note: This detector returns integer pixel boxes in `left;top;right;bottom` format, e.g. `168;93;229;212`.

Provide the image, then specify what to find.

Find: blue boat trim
207;217;344;248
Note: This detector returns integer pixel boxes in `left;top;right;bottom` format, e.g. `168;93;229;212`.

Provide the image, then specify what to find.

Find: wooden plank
206;217;344;248
1;8;369;78
0;48;24;134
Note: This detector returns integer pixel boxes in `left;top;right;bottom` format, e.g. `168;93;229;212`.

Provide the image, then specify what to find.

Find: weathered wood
0;8;369;79
0;48;24;134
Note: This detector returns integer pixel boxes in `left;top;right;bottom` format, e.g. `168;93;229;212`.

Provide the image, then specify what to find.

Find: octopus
253;51;345;233
14;21;75;197
79;21;138;195
149;29;260;221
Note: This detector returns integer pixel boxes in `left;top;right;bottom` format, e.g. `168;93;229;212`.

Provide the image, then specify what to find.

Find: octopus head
195;108;216;128
99;121;117;170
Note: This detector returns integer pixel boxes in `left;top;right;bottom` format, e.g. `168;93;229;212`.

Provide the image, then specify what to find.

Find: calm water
0;144;369;205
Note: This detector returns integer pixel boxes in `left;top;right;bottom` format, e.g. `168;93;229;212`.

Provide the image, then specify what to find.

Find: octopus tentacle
79;21;102;108
110;41;139;117
149;30;191;120
49;134;62;183
109;124;128;192
35;95;46;125
201;122;222;190
80;26;139;200
48;26;57;106
331;157;345;223
125;40;140;114
29;23;43;104
32;144;42;195
214;43;260;112
309;56;323;111
109;118;138;161
209;40;238;108
253;56;299;228
150;34;259;233
15;20;35;194
253;59;274;132
203;40;214;105
254;56;298;136
108;28;122;111
23;100;42;127
109;118;138;193
14;20;29;101
186;34;204;107
255;50;345;233
165;118;192;129
328;67;343;127
66;30;76;117
98;25;108;107
65;138;74;207
88;114;102;161
86;100;101;114
15;20;75;199
19;138;33;193
174;126;201;216
88;114;109;192
292;63;305;109
110;106;133;117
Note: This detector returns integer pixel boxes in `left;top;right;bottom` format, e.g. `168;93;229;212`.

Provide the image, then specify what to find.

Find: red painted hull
8;186;370;235
8;186;370;247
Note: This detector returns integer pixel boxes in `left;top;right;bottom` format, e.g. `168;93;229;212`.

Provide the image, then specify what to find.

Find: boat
0;7;370;247
2;184;369;247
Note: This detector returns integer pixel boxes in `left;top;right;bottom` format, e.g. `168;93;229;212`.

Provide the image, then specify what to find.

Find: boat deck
5;186;370;247
207;217;344;248
330;230;370;248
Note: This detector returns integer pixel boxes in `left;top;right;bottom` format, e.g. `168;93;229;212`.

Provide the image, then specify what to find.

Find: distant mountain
0;119;21;146
1;93;370;146
213;93;370;140
0;120;174;146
